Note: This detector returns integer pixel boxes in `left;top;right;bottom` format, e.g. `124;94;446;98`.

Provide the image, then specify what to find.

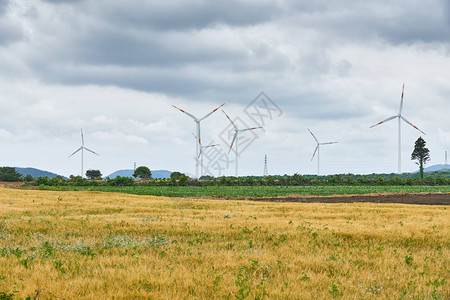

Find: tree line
20;171;450;187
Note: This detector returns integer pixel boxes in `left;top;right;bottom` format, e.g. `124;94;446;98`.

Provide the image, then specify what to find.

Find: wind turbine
308;128;338;176
172;103;224;179
192;133;219;177
370;84;425;174
223;109;262;177
68;129;99;178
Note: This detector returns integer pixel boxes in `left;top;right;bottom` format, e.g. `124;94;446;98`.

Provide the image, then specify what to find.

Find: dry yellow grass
0;188;448;299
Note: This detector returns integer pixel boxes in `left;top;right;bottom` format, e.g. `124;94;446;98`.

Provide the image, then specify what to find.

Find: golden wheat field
0;188;448;299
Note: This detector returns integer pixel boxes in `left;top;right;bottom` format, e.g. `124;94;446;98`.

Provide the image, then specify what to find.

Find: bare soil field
252;192;450;205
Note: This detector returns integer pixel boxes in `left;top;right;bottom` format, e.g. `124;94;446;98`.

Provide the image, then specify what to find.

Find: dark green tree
0;167;22;182
178;174;188;186
86;169;102;180
133;166;152;179
411;137;430;179
170;171;184;180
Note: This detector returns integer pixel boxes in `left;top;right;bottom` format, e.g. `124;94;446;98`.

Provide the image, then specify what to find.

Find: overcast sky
0;0;449;178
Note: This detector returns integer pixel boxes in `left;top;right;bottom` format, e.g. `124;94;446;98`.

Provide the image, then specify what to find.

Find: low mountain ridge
15;167;67;179
105;169;172;179
413;164;449;173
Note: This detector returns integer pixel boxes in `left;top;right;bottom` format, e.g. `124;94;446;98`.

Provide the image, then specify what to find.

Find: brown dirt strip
249;193;450;205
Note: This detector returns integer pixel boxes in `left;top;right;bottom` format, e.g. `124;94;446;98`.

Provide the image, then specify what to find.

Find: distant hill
15;167;67;179
105;169;172;179
413;164;449;173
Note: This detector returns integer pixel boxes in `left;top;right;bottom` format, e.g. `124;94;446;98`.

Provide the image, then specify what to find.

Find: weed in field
0;290;16;300
53;259;66;274
102;233;168;249
213;275;222;289
405;254;413;265
234;260;270;300
329;280;342;298
300;273;309;281
40;241;55;258
365;280;383;295
19;254;35;269
141;216;161;223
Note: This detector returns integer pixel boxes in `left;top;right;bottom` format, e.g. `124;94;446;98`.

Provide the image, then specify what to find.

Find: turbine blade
399;83;405;115
199;103;225;121
204;144;219;148
81;128;84;146
172;105;198;121
228;132;238;154
401;116;426;135
369;115;397;128
68;147;82;158
311;145;319;161
307;128;319;143
84;147;99;156
239;126;263;132
222;109;238;130
320;142;338;145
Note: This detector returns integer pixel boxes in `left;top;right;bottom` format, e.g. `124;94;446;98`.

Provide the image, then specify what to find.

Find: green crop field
31;185;450;198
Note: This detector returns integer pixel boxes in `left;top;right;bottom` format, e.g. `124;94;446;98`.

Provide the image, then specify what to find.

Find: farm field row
33;185;450;198
0;188;448;298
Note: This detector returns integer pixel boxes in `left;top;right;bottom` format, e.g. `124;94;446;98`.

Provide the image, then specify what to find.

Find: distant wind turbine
68;129;99;178
192;133;219;177
370;84;425;174
308;128;338;176
223;109;262;177
172;103;224;179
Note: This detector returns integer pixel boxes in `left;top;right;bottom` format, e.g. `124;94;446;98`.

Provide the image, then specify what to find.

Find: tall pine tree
411;137;430;179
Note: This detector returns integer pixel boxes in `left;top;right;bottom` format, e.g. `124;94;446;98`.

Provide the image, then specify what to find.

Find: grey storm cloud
7;0;448;95
0;1;23;46
0;1;7;14
285;1;450;45
293;0;450;44
4;0;450;104
95;0;282;30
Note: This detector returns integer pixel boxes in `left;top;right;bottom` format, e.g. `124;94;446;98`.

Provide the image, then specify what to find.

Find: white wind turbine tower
192;133;219;177
172;103;224;179
308;128;338;176
223;109;262;177
68;129;99;178
370;84;425;174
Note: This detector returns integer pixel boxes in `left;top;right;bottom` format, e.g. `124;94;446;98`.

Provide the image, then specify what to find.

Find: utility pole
445;151;448;170
263;154;268;177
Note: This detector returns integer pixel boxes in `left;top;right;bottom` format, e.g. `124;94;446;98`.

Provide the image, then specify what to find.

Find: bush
106;176;134;186
23;174;33;182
